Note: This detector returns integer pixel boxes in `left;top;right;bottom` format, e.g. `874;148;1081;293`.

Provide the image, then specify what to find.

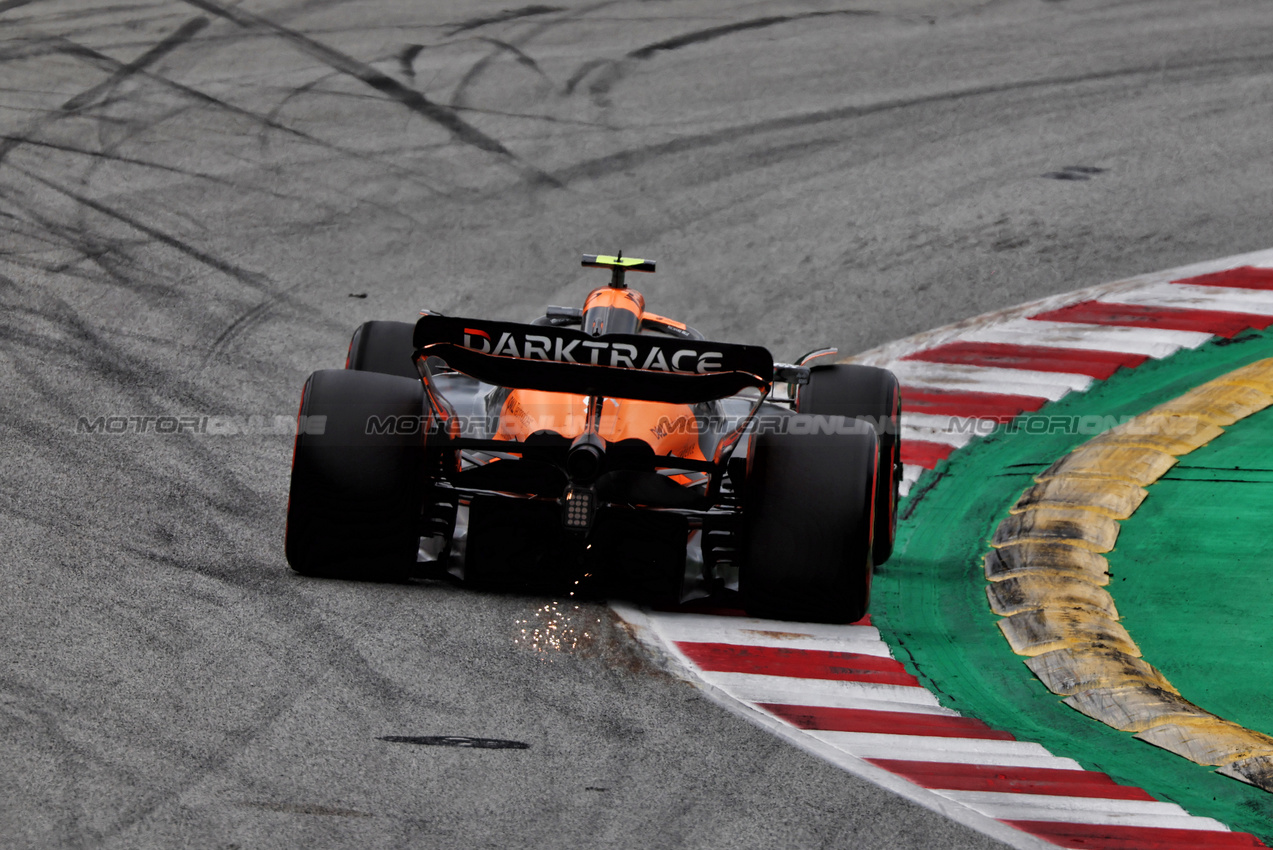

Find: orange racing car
285;254;900;623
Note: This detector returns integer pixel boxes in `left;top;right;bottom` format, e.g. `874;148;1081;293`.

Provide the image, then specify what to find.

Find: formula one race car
285;254;901;623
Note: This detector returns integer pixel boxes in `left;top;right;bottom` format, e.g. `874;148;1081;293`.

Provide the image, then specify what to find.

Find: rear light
561;485;596;530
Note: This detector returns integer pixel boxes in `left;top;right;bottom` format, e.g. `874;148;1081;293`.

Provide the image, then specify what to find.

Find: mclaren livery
285;255;901;623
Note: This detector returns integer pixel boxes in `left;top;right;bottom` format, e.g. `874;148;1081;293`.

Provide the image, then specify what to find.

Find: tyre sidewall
346;320;419;380
286;369;425;579
741;416;876;623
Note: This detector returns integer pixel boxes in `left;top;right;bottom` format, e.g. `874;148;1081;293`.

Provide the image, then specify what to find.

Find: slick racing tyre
797;364;901;565
346;320;418;380
286;369;425;580
740;415;876;624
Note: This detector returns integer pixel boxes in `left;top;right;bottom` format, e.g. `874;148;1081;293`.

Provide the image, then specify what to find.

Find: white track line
960;318;1214;357
1102;282;1273;314
901;412;996;447
652;612;882;642
934;791;1228;828
654;616;892;656
761;694;962;717
701;672;941;708
812;731;1062;760
942;788;1227;824
885;361;1092;400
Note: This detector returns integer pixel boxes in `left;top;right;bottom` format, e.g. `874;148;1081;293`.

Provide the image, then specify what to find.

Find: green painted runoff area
1115;399;1273;737
878;329;1273;841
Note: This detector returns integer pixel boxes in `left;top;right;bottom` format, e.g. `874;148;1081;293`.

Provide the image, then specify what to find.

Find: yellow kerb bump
1063;684;1208;733
984;542;1111;585
1011;477;1148;520
996;609;1139;658
991;507;1120;552
987;575;1119;619
1136;718;1273;767
1151;383;1273;425
1037;445;1177;486
1085;412;1224;455
1025;647;1175;696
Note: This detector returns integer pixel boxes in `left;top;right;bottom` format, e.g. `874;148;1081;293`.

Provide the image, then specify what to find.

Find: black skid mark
1042;165;1107;181
36;36;446;195
0;672;144;829
378;735;530;749
1;340;413;773
251;71;447;196
399;43;424;79
16;165;275;294
0;198;73;254
9;177;303;362
566;10;878;101
40;36;322;142
0;39;58;62
84;102;204;188
476;36;552;82
0;189;169;296
203;294;285;366
180;0;561;187
6;193;334;379
579;61;622;105
450;0;617;115
4;139;379;315
627;11;878;61
71;568;439;845
88;658;316;843
449;43;506;109
0;16;210;168
552;52;1273;183
261;72;335;140
237;801;372;818
449;102;610;129
2;135;324;206
450;37;553;109
0;282;227;426
444;5;562;36
564;58;612;95
59;17;209;112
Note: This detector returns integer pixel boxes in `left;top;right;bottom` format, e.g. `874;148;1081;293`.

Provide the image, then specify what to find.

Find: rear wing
413;315;773;404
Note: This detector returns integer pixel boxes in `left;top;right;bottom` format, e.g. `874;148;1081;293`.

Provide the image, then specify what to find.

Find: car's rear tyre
286;369;425;580
797;364;901;565
346;320;418;380
740;416;877;623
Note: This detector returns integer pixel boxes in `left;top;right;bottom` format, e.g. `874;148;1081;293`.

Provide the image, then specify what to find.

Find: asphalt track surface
3;1;1273;847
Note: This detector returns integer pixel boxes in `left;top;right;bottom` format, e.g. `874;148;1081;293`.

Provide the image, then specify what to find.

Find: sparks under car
285;254;901;623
